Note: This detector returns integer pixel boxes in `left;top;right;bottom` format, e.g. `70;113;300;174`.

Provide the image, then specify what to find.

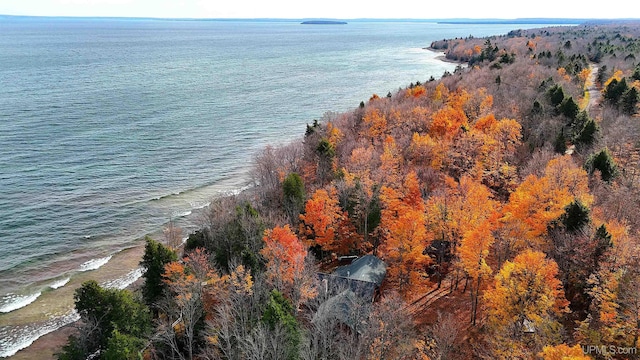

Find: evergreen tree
262;290;301;360
140;236;177;307
548;84;565;106
586;148;619;182
593;224;613;266
283;172;305;224
574;118;598;147
621;86;639;114
604;78;629;104
58;281;151;359
102;329;146;360
559;96;579;120
560;200;590;232
554;131;567;154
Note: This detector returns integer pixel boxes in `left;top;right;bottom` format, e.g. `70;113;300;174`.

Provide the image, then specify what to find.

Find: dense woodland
58;22;640;359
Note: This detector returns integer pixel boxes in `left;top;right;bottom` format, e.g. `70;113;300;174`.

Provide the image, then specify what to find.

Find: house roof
313;256;387;331
332;255;387;286
318;273;377;300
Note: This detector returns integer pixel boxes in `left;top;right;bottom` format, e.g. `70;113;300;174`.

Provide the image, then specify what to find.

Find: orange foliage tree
425;175;498;250
425;175;499;290
540;344;591;360
471;114;522;195
163;249;220;360
459;217;497;325
362;108;388;142
576;219;640;349
379;171;431;298
377;135;403;186
299;186;361;256
429;105;468;140
260;225;316;309
499;155;592;252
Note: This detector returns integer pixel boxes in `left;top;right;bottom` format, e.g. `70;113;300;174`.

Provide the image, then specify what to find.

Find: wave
101;267;145;290
0;310;80;358
190;200;210;210
49;278;70;290
0;292;42;314
172;209;192;218
150;179;253;206
225;184;253;196
78;255;112;272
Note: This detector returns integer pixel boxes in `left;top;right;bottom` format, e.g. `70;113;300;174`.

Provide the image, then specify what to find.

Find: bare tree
429;312;461;360
360;292;417;360
241;322;291;360
163;219;183;251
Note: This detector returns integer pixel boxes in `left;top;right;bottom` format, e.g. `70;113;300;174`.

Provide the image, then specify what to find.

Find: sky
0;0;634;19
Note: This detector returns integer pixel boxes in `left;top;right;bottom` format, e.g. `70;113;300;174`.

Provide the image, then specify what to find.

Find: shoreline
4;49;458;360
423;47;468;64
0;186;245;359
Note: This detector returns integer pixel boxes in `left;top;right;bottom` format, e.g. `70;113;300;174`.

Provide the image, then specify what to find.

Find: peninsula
301;20;347;25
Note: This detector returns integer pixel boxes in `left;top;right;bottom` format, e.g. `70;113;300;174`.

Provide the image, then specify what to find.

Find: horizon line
1;14;639;22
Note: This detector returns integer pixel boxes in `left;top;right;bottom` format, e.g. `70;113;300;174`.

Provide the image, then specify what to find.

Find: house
318;254;387;302
313;255;387;332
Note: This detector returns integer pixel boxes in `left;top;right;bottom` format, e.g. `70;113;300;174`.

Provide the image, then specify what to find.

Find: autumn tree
483;250;568;358
426;312;461;360
299;186;359;256
429;104;468;140
161;249;220;360
361;108;389;142
361;293;419;360
426;175;498;288
459;218;496;325
576;221;640;350
471;114;522;197
376;135;403;186
261;225;317;310
203;264;263;360
539;344;591;360
499;155;592;252
379;171;431;298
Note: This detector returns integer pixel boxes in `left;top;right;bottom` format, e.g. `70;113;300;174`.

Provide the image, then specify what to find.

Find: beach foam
0;310;80;358
101;267;145;290
49;278;70;290
190;201;211;210
78;255;112;272
0;292;42;314
173;209;192;218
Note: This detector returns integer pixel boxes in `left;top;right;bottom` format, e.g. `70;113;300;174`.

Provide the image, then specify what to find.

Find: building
313;255;387;332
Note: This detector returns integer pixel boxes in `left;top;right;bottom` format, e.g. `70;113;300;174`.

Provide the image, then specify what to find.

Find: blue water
0;18;552;356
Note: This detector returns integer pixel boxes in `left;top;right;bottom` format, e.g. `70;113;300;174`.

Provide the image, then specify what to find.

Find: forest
57;22;640;359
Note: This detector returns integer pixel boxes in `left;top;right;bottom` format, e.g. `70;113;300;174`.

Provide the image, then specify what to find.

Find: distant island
301;20;347;25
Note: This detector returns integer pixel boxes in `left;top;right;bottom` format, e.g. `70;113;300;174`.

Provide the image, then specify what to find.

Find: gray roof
332;255;387;286
312;289;370;332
